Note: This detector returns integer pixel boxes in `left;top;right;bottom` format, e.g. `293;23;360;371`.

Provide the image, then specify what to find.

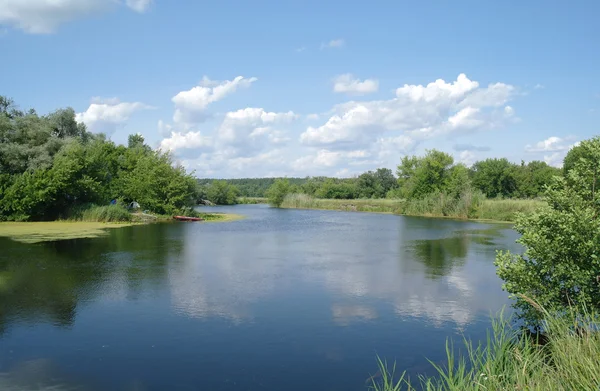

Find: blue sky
1;1;598;178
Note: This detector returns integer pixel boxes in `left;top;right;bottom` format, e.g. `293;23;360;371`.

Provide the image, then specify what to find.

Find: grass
370;306;600;391
66;204;132;222
0;221;136;243
197;213;245;222
476;198;545;222
237;197;268;204
280;193;546;222
281;193;404;213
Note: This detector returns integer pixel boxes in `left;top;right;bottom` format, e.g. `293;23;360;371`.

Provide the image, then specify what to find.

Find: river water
0;205;521;390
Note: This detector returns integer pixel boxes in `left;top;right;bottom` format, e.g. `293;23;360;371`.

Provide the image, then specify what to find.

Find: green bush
495;136;600;327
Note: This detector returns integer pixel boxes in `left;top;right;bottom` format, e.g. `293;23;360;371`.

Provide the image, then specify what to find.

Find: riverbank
279;193;545;222
0;213;244;243
372;309;600;390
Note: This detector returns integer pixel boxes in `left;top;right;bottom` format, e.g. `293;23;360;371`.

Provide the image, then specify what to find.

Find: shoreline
0;213;245;243
278;204;515;224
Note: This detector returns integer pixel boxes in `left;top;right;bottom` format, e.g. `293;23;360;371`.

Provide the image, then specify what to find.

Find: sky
1;0;599;178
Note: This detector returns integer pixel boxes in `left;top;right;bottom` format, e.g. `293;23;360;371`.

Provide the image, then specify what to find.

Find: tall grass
281;193;404;213
280;192;546;222
65;204;132;222
476;198;545;222
370;307;600;391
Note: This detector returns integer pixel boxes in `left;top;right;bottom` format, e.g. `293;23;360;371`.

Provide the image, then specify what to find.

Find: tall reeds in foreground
370;307;600;391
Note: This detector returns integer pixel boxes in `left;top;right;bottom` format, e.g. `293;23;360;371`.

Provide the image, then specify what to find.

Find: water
0;205;521;390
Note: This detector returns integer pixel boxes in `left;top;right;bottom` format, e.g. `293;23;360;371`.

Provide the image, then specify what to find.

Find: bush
495;136;600;327
266;178;291;207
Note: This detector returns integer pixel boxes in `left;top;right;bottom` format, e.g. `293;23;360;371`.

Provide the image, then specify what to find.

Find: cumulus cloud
0;0;150;33
525;136;580;168
525;136;572;152
159;131;212;158
300;74;516;151
333;74;379;95
320;38;345;49
215;107;297;156
76;98;153;135
172;76;257;127
158;73;521;178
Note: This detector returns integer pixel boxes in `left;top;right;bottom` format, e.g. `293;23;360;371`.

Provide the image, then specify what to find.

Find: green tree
471;158;518;198
397;149;454;199
266;178;291;207
495;136;600;327
206;180;239;205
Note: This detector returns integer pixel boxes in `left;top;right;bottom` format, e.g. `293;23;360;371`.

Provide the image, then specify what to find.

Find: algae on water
0;222;136;243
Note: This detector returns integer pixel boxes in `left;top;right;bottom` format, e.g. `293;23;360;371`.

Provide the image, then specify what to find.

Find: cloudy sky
1;1;598;178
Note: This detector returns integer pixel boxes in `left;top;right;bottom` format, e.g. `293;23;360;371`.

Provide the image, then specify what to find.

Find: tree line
201;152;563;206
0;97;198;221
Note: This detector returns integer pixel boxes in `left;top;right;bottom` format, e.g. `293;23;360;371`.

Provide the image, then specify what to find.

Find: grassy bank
237;197;268;204
281;193;404;213
280;193;545;222
199;213;245;222
371;308;600;390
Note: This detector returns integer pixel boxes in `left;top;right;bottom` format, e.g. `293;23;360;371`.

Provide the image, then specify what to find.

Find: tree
471;158;518;198
357;168;397;198
495;136;600;327
205;180;239;205
397;150;454;199
266;178;291;207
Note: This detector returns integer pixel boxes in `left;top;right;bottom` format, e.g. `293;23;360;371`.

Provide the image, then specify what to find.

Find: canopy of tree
495;136;600;327
0;97;198;221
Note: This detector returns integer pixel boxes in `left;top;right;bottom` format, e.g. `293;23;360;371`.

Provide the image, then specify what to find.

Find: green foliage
471;158;518;198
266;178;291;207
495;136;600;327
397;149;455;199
67;204;132;222
0;96;198;221
356;168;397;198
206;180;239;205
197;177;307;198
315;178;358;199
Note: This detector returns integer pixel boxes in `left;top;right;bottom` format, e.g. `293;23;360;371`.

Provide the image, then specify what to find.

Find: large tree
495;136;600;327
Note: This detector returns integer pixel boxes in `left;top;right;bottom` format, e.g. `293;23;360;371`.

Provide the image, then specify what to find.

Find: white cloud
76;98;153;135
525;136;572;152
125;0;151;13
525;136;580;168
159;131;212;157
159;73;522;178
333;74;379;95
172;76;257;127
215;107;297;156
320;38;345;49
0;0;150;33
456;150;476;167
300;74;516;151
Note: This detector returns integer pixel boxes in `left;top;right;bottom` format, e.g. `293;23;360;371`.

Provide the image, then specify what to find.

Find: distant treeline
199;156;563;204
0;97;198;221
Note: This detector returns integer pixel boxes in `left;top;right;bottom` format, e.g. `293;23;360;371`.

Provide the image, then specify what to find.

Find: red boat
173;215;204;222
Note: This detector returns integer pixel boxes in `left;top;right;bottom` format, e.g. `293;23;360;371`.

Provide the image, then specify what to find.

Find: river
0;204;521;390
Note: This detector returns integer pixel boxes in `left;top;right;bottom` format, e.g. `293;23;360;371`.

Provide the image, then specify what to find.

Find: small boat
173;215;204;222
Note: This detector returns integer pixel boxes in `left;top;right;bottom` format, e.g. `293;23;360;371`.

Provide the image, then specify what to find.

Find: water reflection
0;206;521;391
0;223;183;334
